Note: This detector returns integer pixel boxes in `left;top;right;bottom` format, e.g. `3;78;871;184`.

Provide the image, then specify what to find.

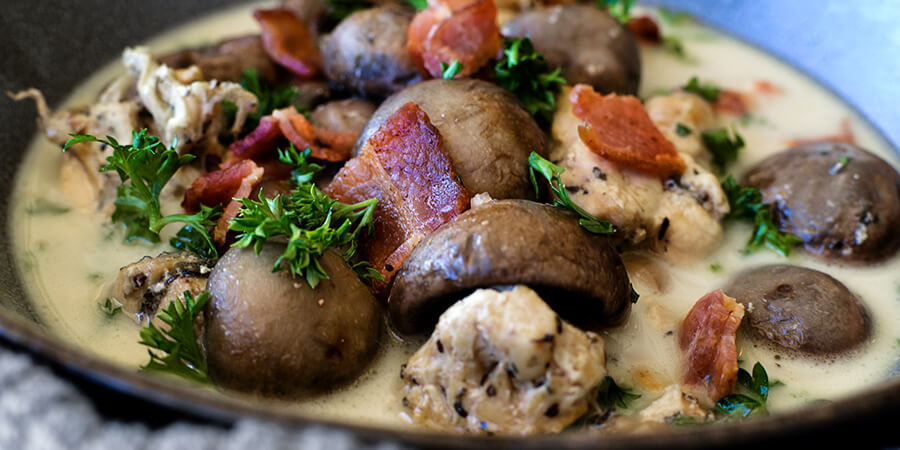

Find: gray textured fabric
0;348;404;450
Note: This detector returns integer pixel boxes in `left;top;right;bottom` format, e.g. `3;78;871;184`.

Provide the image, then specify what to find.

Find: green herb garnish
494;38;567;125
675;122;693;136
229;146;381;288
325;0;373;22
99;298;122;317
596;376;641;410
829;155;852;175
722;175;803;256
407;0;428;10
528;152;615;235
26;198;70;215
656;7;692;25
716;362;778;419
278;144;324;186
701;127;745;171
225;68;299;132
710;263;722;273
64;130;220;258
440;60;464;80
138;291;209;384
682;76;721;102
598;0;635;23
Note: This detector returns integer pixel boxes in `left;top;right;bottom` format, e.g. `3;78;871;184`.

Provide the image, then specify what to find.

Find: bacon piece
713;89;749;116
228;116;284;161
753;80;782;95
213;162;265;246
407;0;501;79
254;8;321;78
183;159;263;213
570;84;685;178
326;102;469;291
679;289;745;407
273;108;356;162
627;16;662;44
787;118;856;147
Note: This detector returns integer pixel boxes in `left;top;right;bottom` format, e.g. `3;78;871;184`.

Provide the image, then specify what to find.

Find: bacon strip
407;0;501;79
679;289;745;407
182;159;263;213
273;108;356;162
627;16;662;44
254;8;321;78
713;89;749;116
229;116;284;161
570;84;685;178
753;80;782;95
326;102;469;292
213;162;265;246
787;118;856;147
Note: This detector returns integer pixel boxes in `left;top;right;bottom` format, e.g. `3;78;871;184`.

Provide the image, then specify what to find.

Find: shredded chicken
637;384;712;424
401;286;607;435
549;88;729;263
123;47;258;153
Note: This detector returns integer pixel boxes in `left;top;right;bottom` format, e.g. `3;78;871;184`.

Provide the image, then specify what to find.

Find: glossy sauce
10;3;900;428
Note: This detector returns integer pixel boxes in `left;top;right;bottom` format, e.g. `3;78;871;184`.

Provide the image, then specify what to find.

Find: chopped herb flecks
682;76;721;102
494;38;566;125
528;152;615;235
702;127;745;171
722;176;803;257
440;60;464;80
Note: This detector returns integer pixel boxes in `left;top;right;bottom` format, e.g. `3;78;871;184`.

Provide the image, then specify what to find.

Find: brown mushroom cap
353;79;549;200
205;244;381;397
742;143;900;263
388;199;632;335
501;5;641;95
726;264;871;356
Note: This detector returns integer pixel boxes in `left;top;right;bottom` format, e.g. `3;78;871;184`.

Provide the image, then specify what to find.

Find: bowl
1;0;898;447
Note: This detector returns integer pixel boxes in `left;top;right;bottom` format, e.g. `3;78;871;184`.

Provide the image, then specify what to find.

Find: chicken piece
550;88;729;262
123;47;258;153
637;384;712;424
111;252;215;327
401;286;607;435
644;92;717;164
10;89;141;214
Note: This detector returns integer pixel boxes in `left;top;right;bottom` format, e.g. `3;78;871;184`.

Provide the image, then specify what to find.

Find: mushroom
308;98;377;137
388;199;632;335
742;143;900;263
354;79;549;200
501;5;641;95
726;265;871;356
204;244;381;397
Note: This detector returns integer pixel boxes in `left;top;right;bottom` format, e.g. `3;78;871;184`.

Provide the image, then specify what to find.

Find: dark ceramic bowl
1;0;899;447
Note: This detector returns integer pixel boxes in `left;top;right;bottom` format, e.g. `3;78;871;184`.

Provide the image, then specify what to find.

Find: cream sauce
9;3;900;429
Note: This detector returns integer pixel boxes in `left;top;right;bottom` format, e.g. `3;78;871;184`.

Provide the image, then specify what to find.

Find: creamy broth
10;3;900;429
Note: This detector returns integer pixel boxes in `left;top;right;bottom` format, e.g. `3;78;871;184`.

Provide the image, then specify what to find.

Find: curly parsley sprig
494;38;566;125
138;291;209;384
722;175;803;256
598;0;635;23
229;146;381;288
528;152;615;235
64;129;220;257
716;362;783;419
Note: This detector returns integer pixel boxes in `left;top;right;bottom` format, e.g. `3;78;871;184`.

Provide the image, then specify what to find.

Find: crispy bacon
570;84;685;178
254;8;321;78
228;116;283;161
407;0;501;79
679;289;745;407
272;108;356;162
627;16;662;44
183;159;263;213
753;80;782;95
713;89;749;116
787;118;856;147
326;102;469;291
213;161;265;246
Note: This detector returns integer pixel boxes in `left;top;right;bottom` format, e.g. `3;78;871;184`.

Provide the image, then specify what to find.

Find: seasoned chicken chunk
111;252;214;327
637;384;712;424
401;286;607;435
549;88;729;262
645;92;717;164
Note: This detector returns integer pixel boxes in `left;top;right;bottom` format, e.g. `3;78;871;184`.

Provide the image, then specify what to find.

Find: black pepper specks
592;167;607;180
657;217;670;241
534;334;554;343
486;385;496;397
506;363;518;380
436;339;444;353
545;403;559;418
556;316;563;334
454;389;469;418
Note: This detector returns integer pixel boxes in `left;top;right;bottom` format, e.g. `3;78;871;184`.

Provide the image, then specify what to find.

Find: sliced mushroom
742;143;900;263
204;244;381;397
159;35;283;84
112;252;214;326
355;79;549;200
388;199;632;335
501;5;641;95
726;265;871;356
308;98;377;137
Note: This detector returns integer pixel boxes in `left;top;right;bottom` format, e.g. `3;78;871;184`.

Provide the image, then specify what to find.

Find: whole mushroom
354;79;549;200
205;244;382;397
388;199;633;335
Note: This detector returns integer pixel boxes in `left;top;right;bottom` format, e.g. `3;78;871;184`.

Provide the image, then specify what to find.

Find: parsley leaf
230;146;381;288
722;176;803;256
528;152;615;235
138;291;209;384
599;0;635;23
596;376;641;410
325;0;373;22
407;0;428;10
701;127;745;171
225;68;299;132
682;76;721;102
494;38;567;125
99;298;122;317
65;130;221;258
440;60;464;80
716;362;778;419
675;122;693;136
